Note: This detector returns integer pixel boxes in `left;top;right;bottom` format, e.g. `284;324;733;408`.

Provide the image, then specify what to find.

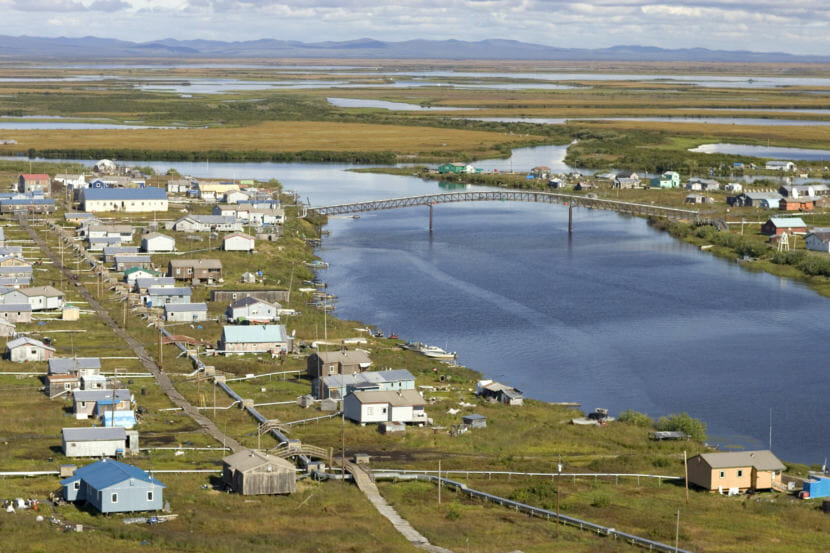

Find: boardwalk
22;218;243;452
311;190;699;220
344;461;454;553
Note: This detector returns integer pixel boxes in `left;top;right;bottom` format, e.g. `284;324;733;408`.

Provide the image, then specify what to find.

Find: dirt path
22;217;242;452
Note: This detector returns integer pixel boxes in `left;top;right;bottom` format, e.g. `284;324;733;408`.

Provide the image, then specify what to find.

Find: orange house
687;450;786;493
780;198;815;211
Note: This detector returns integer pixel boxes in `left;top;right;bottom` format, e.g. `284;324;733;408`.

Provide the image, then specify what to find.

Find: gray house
103;246;139;263
164;303;208;322
226;297;279;323
49;357;102;376
62;427;138;458
114;255;153;272
146;287;192;307
7;336;55;362
0;303;32;323
315;369;415;400
60;459;165;513
222;449;296;495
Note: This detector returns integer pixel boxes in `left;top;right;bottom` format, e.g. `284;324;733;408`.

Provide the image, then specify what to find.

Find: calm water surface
20;148;830;463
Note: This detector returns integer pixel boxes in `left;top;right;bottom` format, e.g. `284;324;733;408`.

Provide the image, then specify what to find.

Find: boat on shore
402;341;457;359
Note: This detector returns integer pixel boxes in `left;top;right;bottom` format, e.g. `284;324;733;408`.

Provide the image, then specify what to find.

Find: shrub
618;409;653;427
656;412;706;441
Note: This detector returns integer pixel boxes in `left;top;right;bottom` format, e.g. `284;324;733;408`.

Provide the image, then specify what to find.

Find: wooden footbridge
310;190;699;232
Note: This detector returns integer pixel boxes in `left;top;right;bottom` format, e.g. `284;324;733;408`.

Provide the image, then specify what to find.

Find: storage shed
222;449;296;495
462;414;487;429
223;232;256;252
164;302;208;322
62;427;138;457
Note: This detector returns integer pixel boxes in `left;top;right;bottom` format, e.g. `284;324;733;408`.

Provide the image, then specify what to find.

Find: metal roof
768;217;806;227
0;303;32;312
21;286;64;297
148;287;192;296
350;389;425;407
49;357;101;374
62;427;126;442
7;336;54;351
323;369;413;388
83;187;167;201
135;277;174;288
223;449;296;473
229;296;273;308
60;459;165;489
221;324;288;344
314;350;372;365
114;255;151;262
73;389;130;402
164;303;208;312
695;450;786;471
169;258;222;269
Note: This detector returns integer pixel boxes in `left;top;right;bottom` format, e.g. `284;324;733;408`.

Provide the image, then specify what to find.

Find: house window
74;481;80;490
147;491;154;501
719;471;725;478
367;407;373;415
111;493;118;503
737;470;743;477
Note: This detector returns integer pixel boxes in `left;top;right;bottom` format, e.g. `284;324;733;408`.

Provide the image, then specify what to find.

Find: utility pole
340;406;346;485
438;459;441;504
769;409;773;450
684;450;689;504
675;509;680;553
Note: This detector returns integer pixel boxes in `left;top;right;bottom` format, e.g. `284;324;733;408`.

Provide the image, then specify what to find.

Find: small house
307;350;372;380
164;303;208;322
462;414;487;429
223;232;256;252
88;236;123;251
475;379;523;406
724;183;743;194
687;450;786;492
344;389;428;426
0;287;28;304
133;276;174;293
124;267;162;285
62;304;80;321
7;336;55;362
219;324;291;356
651;171;680;189
226;297;279;323
141;233;176;253
806;228;830;253
21;286;66;311
685;194;714;205
438;162;476;174
760;217;807;236
49;357;101;376
779;198;815;212
146;286;192;307
18;173;51;196
765;161;796;172
114;255;152;272
168;259;223;283
62;427;138;458
73;389;131;420
240;271;257;284
86;224;134;241
81;187;168;213
61;459;165;513
316;368;414;400
103;246;140;263
46;374;81;398
222;449;296;495
210;289;289;304
168;215;243;233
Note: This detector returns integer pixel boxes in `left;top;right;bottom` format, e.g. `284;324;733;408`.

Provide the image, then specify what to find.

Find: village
1;161;829;552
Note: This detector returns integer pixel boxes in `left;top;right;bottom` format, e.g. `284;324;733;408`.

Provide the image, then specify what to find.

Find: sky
0;0;828;55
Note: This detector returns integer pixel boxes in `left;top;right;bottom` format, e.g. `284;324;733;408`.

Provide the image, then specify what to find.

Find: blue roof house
61;459;165;513
81;187;168;213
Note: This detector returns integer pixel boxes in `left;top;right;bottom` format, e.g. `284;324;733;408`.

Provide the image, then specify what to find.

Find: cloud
90;0;130;11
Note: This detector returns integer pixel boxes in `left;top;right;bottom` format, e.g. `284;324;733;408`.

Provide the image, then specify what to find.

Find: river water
20;147;830;464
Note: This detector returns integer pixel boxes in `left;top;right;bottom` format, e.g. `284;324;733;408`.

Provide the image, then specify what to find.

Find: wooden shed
222;449;296;495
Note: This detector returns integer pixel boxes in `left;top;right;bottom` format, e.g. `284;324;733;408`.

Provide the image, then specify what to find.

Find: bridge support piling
568;204;573;234
429;204;433;233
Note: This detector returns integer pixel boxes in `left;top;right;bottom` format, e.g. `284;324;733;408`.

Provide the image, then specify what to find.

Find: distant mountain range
1;35;828;63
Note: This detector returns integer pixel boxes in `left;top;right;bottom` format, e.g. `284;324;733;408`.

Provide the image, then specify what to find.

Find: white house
82;187;168;213
224;190;249;204
21;286;65;311
806;228;830;253
343;390;428;426
219;324;291;355
86;224;133;241
223;232;255;252
167;215;243;233
141;233;176;253
133;276;175;292
765;161;797;171
7;336;55;362
725;182;743;194
62;427;136;458
164;303;208;322
226;297;279;323
124;267;162;285
146;287;192;306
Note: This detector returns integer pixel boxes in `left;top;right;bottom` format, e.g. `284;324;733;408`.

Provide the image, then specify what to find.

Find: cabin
46;374;81;398
226;297;279;323
685;194;714;205
21;286;65;311
315;368;414;400
18;173;51;196
307;350;373;380
687;450;786;492
146;287;192;307
114;255;152;272
213;206;284;226
438;162;476;174
223;232;256;252
62;427;138;458
196;181;239;201
164;303;208;322
724;183;743;194
476;379;523;405
61;459;165;514
224;190;250;204
779;198;815;212
222;449;296;495
0;287;28;304
168;259;223;283
86;224;134;241
729;192;783;209
613;172;641;189
685;178;720;191
0;196;56;214
141;233;176;253
760;217;807;236
219;324;291;356
344;389;428;426
806;228;830;253
463;414;487;429
88;236;122;251
81;187;168;213
7;336;55;362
